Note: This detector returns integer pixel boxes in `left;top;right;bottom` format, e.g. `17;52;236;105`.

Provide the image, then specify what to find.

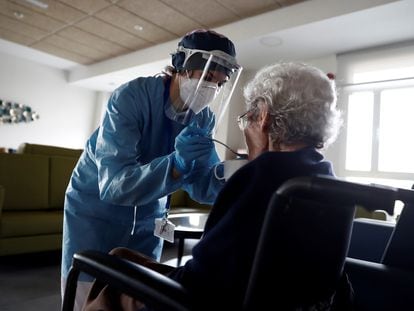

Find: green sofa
0;143;211;256
169;189;212;215
0;143;82;256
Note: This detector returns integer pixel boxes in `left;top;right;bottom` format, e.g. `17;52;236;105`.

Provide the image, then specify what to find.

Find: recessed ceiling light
259;36;283;47
24;0;48;9
134;25;144;31
13;11;24;19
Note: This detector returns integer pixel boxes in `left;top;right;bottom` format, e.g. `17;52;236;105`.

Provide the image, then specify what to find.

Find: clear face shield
170;47;242;128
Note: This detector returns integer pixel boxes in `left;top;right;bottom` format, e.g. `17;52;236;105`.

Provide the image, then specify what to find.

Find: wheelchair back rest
244;176;358;309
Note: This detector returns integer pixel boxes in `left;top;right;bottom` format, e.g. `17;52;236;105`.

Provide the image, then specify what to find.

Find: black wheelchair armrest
62;250;191;311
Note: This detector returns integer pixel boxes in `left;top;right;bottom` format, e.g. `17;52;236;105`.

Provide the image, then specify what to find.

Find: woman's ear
244;102;270;160
258;103;270;132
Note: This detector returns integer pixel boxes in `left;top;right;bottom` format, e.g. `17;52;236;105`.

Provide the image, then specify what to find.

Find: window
345;92;373;171
343;84;414;219
345;86;414;177
378;88;414;173
337;44;414;219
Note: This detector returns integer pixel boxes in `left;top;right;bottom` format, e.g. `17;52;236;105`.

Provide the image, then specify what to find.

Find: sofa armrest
17;142;83;158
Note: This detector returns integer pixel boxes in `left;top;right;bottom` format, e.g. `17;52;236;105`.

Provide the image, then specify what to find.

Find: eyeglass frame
237;106;258;131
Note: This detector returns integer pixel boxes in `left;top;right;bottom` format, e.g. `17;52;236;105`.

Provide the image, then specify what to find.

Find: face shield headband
177;46;241;74
169;47;243;131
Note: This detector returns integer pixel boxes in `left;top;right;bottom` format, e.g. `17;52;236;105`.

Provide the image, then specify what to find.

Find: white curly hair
243;62;342;149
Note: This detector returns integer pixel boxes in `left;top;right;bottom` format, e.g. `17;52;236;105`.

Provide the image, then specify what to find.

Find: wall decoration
0;99;40;124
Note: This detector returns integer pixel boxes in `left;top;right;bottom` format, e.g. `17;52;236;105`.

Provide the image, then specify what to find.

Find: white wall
0;52;102;150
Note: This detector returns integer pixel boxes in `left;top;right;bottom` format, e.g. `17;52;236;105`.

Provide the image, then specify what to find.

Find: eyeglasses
237;107;256;131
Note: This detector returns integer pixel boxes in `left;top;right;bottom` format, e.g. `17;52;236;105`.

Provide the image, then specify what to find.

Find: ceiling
1;0;414;92
0;0;304;65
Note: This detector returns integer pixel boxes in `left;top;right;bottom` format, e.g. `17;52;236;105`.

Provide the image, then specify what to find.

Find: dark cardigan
169;148;335;309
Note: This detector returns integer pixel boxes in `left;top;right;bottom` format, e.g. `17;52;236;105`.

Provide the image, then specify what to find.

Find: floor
0;239;197;311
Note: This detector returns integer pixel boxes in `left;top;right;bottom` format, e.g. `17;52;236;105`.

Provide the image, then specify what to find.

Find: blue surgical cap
172;29;236;71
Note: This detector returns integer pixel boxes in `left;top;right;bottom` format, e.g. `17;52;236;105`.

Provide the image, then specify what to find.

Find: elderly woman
83;62;350;311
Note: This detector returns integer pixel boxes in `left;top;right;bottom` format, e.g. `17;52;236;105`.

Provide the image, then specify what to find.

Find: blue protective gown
61;76;223;281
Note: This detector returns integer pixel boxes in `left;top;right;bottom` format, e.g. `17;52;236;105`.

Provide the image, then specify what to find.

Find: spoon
209;138;248;159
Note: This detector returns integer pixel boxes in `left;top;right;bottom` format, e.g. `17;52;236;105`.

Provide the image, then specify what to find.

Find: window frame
337;78;414;183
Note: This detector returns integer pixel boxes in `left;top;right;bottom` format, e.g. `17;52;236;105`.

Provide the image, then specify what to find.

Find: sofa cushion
0;234;62;256
49;156;78;208
0;210;63;237
187;196;212;211
0;185;4;216
0;153;49;210
355;205;387;220
170;189;188;207
169;189;212;214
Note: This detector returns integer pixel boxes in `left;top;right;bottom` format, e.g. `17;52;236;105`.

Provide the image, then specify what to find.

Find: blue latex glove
190;111;220;170
174;124;215;175
193;107;215;131
184;146;220;184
